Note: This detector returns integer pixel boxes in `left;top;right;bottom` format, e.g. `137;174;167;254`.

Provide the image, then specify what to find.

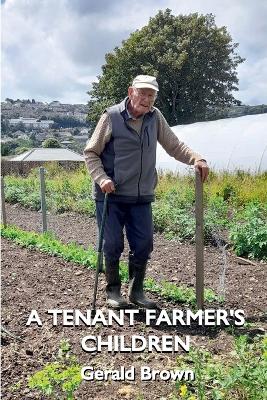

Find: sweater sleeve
156;108;203;165
83;113;112;185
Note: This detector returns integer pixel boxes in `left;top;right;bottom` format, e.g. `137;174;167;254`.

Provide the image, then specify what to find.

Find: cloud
2;0;107;102
65;0;118;15
1;0;267;104
237;57;267;105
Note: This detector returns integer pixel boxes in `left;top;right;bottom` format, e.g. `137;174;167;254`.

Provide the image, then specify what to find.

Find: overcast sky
1;0;267;105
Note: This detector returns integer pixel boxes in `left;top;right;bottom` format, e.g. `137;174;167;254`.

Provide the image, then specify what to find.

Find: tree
87;10;244;126
73;128;80;136
42;137;61;148
16;122;26;132
14;146;30;155
1;141;18;156
51;122;60;130
5;98;14;104
1;116;10;134
29;131;39;146
53;116;84;128
1;143;13;156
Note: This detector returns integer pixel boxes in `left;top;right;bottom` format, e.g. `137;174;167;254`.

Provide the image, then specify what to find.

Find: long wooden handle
195;170;204;309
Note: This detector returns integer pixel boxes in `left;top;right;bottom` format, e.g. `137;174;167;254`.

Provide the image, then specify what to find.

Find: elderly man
84;75;209;309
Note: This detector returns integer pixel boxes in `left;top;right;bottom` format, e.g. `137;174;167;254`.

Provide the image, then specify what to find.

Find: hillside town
1;99;91;156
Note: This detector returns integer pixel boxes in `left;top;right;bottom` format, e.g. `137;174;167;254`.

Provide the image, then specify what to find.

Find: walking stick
92;192;108;312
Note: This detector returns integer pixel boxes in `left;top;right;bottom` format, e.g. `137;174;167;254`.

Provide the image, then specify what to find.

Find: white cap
132;75;159;91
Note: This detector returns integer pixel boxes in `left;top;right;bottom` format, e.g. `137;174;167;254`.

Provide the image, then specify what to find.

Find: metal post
195;169;204;309
39;167;47;232
1;176;7;227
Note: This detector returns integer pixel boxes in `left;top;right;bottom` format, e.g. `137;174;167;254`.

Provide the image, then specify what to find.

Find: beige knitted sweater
84;107;203;185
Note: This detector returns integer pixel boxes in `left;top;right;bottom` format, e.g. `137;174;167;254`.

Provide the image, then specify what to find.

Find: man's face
128;87;157;117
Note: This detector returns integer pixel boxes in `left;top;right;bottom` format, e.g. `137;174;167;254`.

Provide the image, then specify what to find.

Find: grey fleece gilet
94;98;158;203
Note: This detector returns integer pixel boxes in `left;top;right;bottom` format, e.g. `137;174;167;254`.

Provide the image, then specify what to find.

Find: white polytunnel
156;114;267;173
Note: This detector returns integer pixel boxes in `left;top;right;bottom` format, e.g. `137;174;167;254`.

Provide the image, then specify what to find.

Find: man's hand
194;160;209;182
100;179;116;193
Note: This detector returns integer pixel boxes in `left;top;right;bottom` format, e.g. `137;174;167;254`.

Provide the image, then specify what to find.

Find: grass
156;169;267;206
1;223;217;306
172;334;267;400
3;165;267;260
4;164;95;216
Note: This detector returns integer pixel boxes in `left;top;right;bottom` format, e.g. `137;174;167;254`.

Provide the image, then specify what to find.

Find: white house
9;117;54;128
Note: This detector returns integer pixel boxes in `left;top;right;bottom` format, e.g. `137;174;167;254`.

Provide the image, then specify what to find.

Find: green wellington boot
128;256;158;309
105;259;128;309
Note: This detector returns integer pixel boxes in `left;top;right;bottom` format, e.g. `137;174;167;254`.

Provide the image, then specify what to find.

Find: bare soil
1;204;267;399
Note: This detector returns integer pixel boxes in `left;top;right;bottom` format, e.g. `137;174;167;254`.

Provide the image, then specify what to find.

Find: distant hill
205;104;267;121
1;99;267;122
1;99;88;122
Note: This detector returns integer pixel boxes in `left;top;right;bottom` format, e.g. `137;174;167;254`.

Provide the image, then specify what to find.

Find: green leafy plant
173;335;267;400
3;167;267;260
229;202;267;260
28;339;82;400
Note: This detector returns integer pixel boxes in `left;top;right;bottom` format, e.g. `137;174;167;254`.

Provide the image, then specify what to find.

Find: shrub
173;335;267;400
229;203;267;260
42;137;61;148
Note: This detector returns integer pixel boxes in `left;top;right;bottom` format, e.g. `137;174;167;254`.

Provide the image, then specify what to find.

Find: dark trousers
96;201;153;264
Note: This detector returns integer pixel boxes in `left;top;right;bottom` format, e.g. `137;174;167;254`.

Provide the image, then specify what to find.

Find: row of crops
2;164;267;261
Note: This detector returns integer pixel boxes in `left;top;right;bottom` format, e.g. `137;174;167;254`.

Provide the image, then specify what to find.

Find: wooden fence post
195;169;204;309
1;176;7;227
39;167;47;232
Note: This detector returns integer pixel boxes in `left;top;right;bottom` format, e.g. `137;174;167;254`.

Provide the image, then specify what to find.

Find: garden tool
92;192;108;312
